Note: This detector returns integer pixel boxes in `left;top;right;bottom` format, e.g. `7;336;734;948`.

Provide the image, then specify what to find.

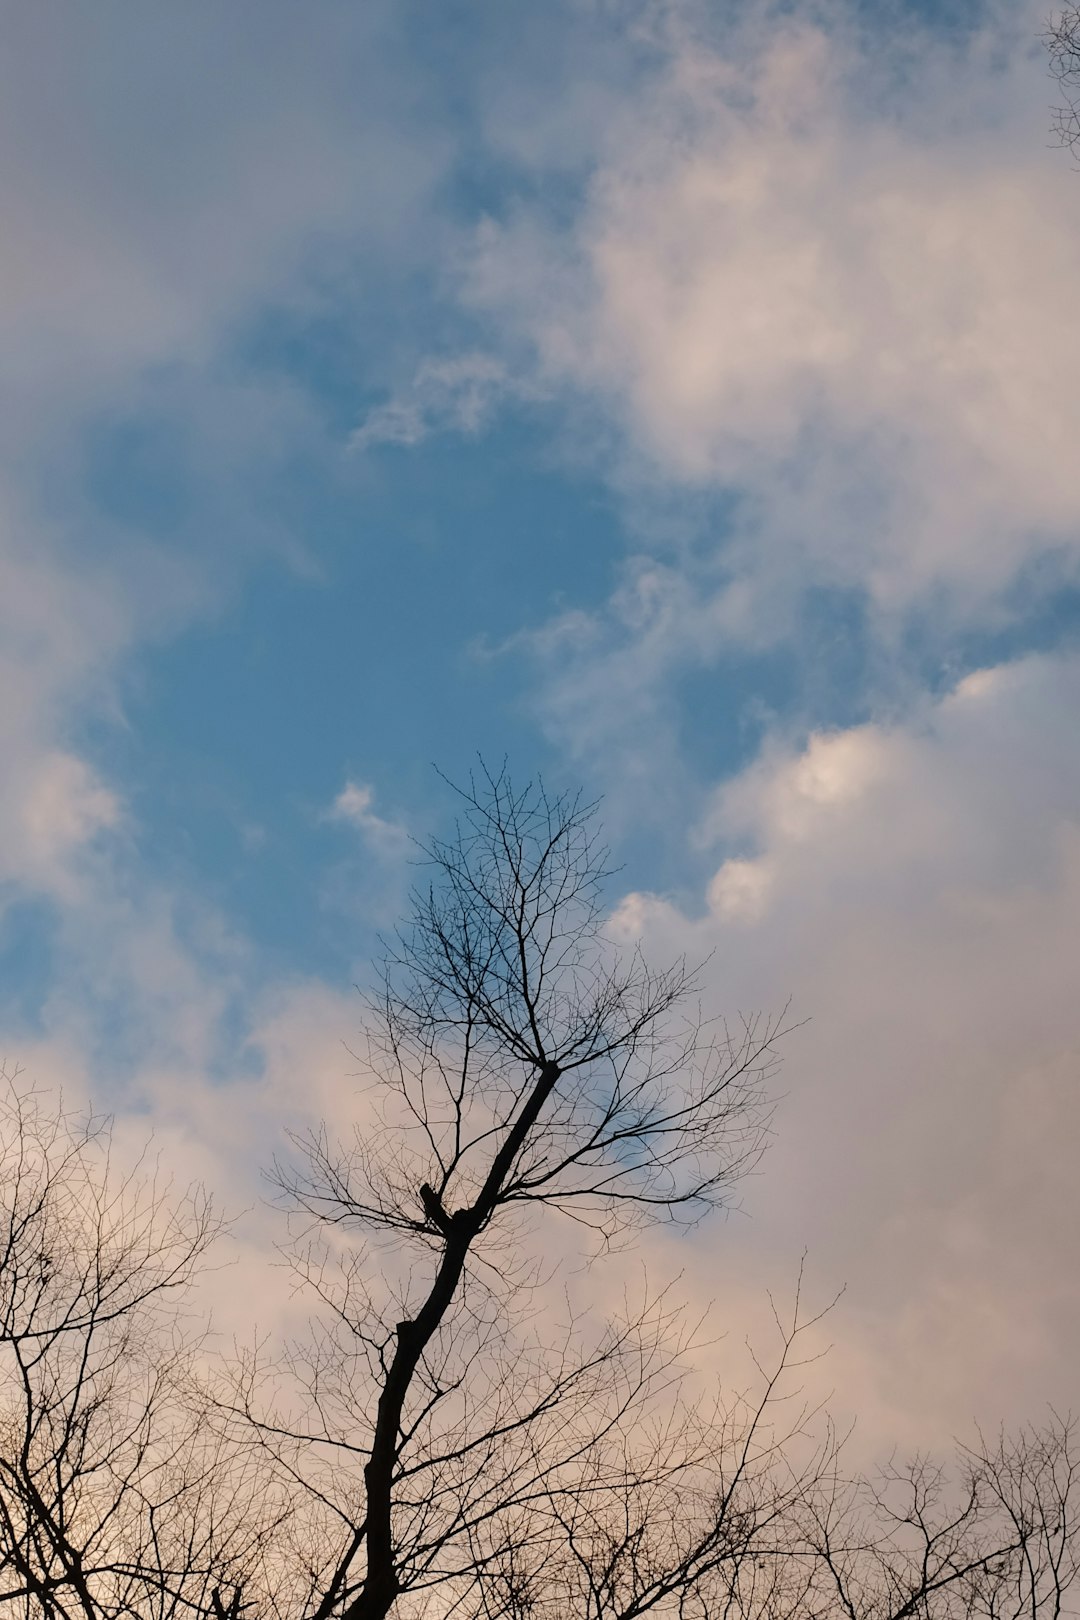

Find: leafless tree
1048;7;1080;153
800;1414;1080;1620
0;1072;285;1619
3;771;1077;1618
220;767;1079;1620
219;767;782;1619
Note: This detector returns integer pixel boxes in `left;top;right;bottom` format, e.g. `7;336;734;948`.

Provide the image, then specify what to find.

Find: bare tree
224;767;781;1620
801;1415;1080;1620
1048;7;1080;153
0;1072;284;1619
224;767;1079;1620
4;771;1077;1619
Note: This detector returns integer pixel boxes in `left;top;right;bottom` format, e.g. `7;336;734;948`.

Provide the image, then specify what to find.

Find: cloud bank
613;652;1080;1449
471;2;1080;630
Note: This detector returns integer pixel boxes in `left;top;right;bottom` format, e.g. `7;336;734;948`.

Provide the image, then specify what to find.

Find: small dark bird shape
420;1182;452;1235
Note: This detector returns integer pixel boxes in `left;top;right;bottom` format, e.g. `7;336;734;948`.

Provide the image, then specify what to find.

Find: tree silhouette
0;1076;285;1618
2;770;1077;1618
218;768;1078;1620
1049;7;1080;154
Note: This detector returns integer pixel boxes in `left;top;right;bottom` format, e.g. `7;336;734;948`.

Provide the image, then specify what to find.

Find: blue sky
2;0;1079;1452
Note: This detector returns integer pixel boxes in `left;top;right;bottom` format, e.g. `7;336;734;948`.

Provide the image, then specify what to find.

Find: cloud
0;524;139;916
607;649;1080;1452
350;353;525;451
11;754;121;895
0;4;443;418
325;780;409;855
0;976;372;1349
469;2;1080;623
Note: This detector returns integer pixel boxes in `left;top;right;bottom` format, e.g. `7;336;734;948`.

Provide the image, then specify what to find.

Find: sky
1;0;1078;1463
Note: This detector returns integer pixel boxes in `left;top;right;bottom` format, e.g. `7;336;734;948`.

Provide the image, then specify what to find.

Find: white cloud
14;753;121;891
0;977;371;1349
469;2;1080;619
608;650;1080;1452
351;353;524;451
0;5;443;420
0;526;137;910
706;853;774;921
325;780;409;855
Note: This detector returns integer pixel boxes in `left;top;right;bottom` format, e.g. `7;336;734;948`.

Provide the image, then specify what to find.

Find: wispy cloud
325;780;409;854
351;353;529;451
